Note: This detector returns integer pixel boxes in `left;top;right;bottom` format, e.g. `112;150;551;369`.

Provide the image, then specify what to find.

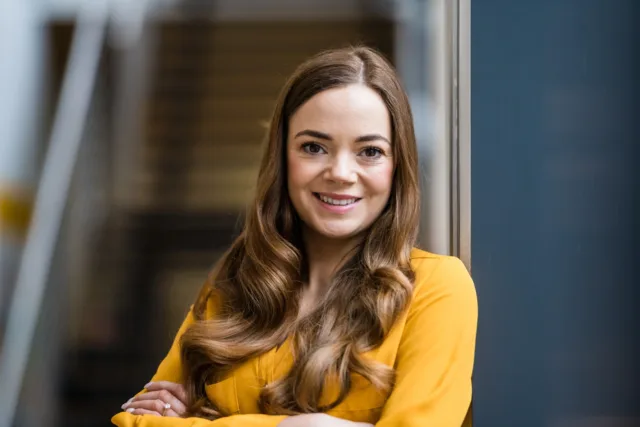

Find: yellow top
112;248;477;427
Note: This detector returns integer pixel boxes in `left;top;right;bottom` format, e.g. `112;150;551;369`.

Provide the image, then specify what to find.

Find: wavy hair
180;46;420;418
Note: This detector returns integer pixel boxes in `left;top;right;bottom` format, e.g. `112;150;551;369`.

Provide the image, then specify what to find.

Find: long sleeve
111;307;287;427
111;413;287;427
376;256;478;427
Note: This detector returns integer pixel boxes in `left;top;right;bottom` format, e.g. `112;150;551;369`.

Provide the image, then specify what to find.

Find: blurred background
0;0;638;426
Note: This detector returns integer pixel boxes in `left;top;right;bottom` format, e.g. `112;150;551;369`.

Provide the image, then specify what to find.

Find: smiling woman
112;46;477;427
287;84;394;241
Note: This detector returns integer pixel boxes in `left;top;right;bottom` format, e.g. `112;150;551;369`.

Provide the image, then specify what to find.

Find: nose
325;153;357;184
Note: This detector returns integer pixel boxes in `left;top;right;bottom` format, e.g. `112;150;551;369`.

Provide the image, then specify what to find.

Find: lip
313;192;361;214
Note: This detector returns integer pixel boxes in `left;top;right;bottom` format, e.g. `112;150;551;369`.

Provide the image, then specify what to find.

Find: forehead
288;84;391;139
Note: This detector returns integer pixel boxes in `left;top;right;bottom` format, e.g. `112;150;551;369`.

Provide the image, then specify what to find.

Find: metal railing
0;2;109;425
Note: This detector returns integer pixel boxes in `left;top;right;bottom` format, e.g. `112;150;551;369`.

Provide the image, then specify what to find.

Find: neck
301;227;362;298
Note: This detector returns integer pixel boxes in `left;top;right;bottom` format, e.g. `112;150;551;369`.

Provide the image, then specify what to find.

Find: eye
360;146;384;159
301;142;326;155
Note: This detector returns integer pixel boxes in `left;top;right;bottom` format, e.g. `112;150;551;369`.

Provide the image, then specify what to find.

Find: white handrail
0;1;108;425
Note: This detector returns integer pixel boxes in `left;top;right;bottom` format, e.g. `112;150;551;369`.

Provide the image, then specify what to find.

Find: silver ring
162;402;171;416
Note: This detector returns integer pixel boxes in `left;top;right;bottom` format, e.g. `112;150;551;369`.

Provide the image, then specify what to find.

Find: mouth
313;193;362;207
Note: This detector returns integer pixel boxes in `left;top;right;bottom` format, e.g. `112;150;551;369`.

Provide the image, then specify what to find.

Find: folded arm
112;306;290;427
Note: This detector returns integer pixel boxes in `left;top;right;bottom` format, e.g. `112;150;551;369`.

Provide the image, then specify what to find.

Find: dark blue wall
472;1;640;425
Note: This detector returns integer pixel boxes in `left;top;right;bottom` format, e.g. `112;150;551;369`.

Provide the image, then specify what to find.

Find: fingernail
121;398;132;409
126;408;135;413
144;382;152;388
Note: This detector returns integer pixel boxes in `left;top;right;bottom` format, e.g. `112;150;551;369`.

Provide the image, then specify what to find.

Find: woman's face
286;84;394;241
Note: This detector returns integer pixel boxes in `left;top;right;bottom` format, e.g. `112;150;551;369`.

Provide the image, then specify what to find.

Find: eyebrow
294;129;391;144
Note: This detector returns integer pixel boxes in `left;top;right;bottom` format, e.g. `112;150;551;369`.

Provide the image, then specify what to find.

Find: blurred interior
53;11;396;427
1;1;639;427
1;2;426;426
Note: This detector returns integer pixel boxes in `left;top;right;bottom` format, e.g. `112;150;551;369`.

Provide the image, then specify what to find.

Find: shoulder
409;247;471;282
408;248;477;315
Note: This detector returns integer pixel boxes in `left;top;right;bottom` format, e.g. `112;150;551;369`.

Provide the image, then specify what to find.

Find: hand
121;381;188;417
277;413;373;427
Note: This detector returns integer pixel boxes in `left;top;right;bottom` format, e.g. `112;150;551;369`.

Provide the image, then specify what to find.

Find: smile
315;193;360;206
313;193;362;213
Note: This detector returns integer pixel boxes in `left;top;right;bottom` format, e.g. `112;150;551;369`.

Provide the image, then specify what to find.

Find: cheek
287;152;324;190
370;162;394;197
287;153;315;199
287;155;303;191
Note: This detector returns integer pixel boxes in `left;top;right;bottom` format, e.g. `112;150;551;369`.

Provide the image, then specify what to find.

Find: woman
113;46;477;427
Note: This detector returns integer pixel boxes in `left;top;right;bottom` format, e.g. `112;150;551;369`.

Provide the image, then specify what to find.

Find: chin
314;223;363;240
320;231;357;240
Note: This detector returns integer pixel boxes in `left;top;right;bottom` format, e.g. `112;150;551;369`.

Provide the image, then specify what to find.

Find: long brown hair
180;46;420;418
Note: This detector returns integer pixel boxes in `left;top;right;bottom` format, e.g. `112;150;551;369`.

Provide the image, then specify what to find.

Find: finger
123;399;172;415
145;381;188;403
126;408;161;416
129;390;186;415
121;397;134;410
127;406;181;418
163;409;181;418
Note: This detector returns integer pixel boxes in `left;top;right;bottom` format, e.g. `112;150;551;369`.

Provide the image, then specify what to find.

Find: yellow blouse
112;248;477;427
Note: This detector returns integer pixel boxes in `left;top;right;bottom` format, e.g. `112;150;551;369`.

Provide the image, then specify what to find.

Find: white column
394;0;452;256
0;1;46;190
0;1;50;426
0;0;47;317
457;0;471;269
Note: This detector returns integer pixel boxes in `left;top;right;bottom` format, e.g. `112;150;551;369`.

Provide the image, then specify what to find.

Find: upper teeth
319;195;358;206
